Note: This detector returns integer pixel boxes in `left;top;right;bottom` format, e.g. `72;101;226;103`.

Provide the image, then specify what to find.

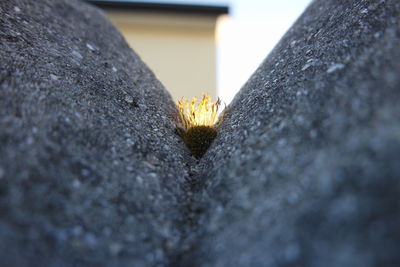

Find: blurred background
88;0;312;104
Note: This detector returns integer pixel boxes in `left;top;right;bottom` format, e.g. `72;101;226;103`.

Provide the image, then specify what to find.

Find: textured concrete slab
0;0;192;266
1;0;399;266
187;0;400;266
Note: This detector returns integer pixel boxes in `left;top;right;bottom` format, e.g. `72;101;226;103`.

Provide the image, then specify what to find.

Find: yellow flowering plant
176;94;224;158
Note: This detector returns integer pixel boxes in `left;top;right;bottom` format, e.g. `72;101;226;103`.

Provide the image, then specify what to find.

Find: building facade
88;1;228;100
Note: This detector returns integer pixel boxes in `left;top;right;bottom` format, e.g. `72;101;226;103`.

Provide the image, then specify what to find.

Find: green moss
183;126;217;158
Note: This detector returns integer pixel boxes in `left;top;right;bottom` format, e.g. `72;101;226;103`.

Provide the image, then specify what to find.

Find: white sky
217;0;312;103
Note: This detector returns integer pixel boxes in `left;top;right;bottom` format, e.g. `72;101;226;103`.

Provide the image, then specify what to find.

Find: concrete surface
1;0;399;266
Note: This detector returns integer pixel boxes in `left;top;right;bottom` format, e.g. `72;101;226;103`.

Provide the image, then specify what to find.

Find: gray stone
1;0;400;266
183;0;400;266
0;0;193;266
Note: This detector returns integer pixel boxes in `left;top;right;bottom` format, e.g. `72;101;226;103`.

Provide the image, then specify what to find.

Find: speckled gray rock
0;0;193;266
184;0;400;266
2;0;400;266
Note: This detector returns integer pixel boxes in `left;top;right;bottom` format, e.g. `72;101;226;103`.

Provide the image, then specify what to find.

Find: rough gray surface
185;0;400;266
0;0;193;266
1;0;400;266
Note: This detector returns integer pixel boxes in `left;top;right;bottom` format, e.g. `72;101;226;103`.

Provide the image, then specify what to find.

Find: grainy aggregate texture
1;0;400;266
184;0;400;266
0;0;194;266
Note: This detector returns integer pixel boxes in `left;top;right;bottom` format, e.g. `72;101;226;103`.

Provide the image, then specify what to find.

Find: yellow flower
176;94;223;158
177;94;222;130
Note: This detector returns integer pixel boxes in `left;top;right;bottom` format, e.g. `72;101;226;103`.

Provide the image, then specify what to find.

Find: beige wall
104;10;218;101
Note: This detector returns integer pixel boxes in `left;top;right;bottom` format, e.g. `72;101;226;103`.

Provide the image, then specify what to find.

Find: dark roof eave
86;1;229;16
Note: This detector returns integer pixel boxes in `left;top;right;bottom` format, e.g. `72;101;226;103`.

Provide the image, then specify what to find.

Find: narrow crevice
165;120;221;266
